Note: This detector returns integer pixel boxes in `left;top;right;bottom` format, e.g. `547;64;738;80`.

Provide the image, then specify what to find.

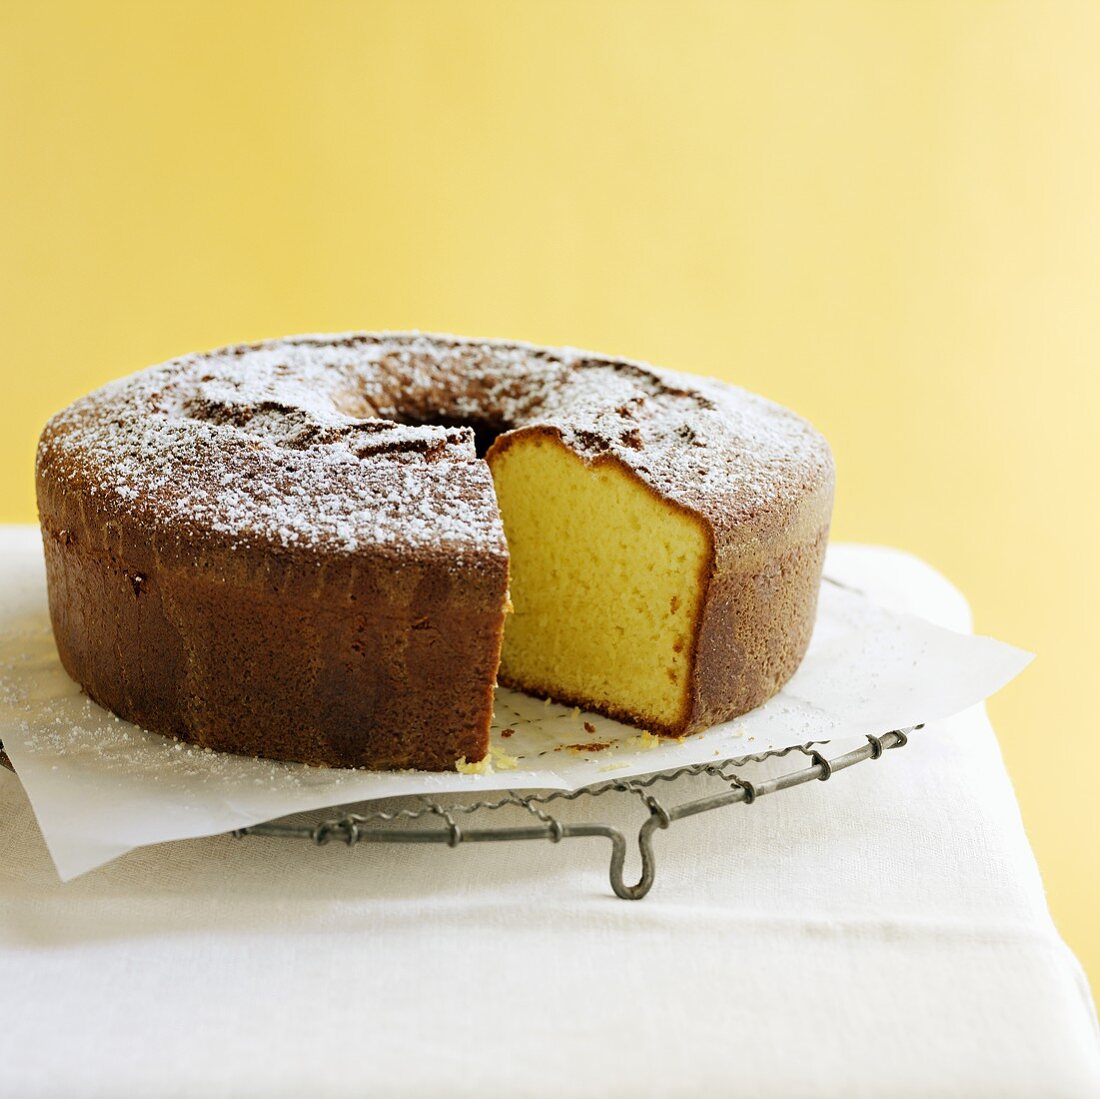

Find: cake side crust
36;471;508;771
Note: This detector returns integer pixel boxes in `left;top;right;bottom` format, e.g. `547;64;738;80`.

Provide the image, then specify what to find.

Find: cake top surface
37;332;833;557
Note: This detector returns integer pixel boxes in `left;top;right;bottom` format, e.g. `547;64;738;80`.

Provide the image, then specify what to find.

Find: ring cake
35;333;834;770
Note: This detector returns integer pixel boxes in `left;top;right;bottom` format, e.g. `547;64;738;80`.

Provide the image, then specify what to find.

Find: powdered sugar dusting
37;332;833;555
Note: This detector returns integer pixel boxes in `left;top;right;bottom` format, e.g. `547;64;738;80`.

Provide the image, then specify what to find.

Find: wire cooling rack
0;726;917;898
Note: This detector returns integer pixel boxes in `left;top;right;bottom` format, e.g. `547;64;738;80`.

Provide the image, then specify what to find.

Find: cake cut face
488;429;712;734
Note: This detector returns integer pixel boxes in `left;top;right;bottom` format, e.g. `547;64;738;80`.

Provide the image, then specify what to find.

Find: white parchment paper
0;529;1032;880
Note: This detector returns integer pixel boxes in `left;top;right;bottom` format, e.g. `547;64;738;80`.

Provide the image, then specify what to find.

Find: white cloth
0;541;1096;1098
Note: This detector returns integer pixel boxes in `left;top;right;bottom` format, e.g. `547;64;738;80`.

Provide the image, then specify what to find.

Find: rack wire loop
730;776;758;804
809;749;833;780
516;795;565;842
643;794;671;829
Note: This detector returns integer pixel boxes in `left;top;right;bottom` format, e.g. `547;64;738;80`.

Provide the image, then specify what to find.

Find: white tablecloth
0;536;1096;1098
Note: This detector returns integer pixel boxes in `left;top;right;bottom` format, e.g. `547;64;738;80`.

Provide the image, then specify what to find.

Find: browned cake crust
36;333;834;768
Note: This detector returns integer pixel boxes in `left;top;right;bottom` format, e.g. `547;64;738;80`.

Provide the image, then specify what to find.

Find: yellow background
2;3;1096;989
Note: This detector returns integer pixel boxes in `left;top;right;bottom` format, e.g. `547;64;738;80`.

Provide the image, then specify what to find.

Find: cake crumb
490;747;518;770
626;731;660;751
455;755;492;775
583;721;596;734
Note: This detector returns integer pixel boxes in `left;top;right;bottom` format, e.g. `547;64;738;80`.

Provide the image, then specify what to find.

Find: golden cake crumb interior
488;430;711;732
